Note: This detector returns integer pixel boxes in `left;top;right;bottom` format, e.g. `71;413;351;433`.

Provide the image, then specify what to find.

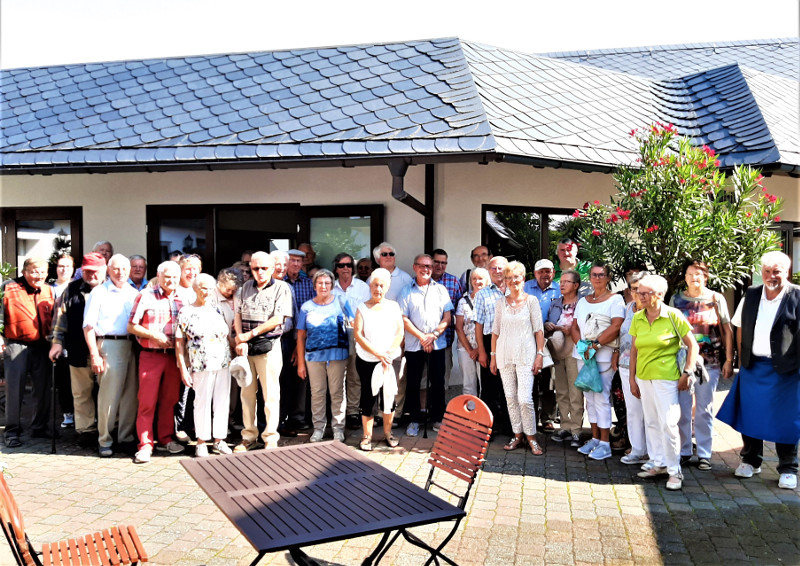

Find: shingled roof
1;37;797;175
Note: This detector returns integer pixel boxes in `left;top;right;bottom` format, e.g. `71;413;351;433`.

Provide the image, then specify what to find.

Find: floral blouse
176;304;231;373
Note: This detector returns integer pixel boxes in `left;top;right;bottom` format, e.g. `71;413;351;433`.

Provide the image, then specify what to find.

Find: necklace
591;290;610;302
508;292;525;306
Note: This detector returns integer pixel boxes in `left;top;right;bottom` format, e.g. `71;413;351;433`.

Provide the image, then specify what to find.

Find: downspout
388;160;434;251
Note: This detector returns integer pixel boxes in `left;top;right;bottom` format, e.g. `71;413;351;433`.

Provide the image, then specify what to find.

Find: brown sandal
359;437;372;451
529;439;543;456
504;436;525;451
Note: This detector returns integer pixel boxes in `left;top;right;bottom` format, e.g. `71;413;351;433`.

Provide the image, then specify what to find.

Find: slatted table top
181;440;465;553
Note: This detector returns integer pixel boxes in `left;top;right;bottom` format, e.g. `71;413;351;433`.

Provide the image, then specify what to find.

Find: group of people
1;238;798;492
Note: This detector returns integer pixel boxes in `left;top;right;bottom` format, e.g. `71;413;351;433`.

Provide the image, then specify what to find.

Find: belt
144;348;174;354
99;335;129;340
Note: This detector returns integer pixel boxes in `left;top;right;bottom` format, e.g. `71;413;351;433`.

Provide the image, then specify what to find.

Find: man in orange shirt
1;257;55;447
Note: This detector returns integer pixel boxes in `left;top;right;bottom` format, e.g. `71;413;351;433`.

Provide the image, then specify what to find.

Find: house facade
2;37;798;278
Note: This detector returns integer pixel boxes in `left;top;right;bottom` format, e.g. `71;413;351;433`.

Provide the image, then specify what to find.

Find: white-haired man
83;254;139;457
128;260;185;463
234;252;293;450
718;251;800;490
371;242;413;301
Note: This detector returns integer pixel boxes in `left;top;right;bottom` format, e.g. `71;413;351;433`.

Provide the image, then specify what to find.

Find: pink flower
591;229;602;237
701;146;716;158
756;174;764;184
679;178;686;184
775;216;781;222
629;129;637;136
714;160;721;167
583;202;590;209
767;194;778;204
593;200;600;205
646;225;659;233
572;210;581;218
745;212;752;218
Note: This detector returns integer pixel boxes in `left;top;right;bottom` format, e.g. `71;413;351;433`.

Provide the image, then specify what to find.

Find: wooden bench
0;474;147;566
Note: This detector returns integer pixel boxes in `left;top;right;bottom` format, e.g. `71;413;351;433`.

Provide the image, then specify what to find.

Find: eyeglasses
414;263;433;270
335;262;353;269
637;290;655;297
251;266;270;271
590;272;607;278
380;252;395;257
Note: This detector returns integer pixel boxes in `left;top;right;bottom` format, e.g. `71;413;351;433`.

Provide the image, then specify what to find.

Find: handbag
540;339;554;369
667;310;707;385
548;330;574;360
583;312;620;349
575;355;603;392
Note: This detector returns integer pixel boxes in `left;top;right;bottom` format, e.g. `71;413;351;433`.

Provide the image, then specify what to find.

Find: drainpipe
388;160;434;251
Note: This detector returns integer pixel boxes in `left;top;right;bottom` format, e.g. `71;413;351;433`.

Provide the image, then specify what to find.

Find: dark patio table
181;440;465;565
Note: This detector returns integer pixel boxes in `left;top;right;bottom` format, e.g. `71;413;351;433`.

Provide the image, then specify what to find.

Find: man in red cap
1;257;55;447
49;252;107;448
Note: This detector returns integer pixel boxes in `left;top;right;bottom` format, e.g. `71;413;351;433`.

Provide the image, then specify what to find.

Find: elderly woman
176;274;233;457
669;259;733;471
455;267;490;397
630;274;699;490
547;269;584;448
570;262;625;461
490;261;545;455
613;270;649;465
353;268;404;451
296;269;352;443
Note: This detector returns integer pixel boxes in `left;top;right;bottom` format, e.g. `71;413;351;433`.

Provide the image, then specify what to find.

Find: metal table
181;440;465;565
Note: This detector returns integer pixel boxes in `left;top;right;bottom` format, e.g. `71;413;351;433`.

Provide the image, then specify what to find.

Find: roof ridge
540;37;799;59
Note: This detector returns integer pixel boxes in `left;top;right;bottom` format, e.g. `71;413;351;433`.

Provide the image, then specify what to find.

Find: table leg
362;530;397;566
249;550;267;566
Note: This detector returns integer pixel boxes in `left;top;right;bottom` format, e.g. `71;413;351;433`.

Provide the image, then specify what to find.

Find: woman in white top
570;262;625;461
489;261;545;455
455;267;490;397
353;268;404;451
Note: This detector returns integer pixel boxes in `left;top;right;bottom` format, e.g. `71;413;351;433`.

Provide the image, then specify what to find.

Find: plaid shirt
128;285;183;349
433;272;463;347
474;284;506;336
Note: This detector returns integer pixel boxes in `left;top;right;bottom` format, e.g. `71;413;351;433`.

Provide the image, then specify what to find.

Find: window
1;207;83;277
481;205;575;275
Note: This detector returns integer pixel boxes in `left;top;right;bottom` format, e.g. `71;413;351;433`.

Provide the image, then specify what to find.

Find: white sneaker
195;443;209;458
778;473;797;489
333;430;345;443
212;440;232;455
134;447;152;464
621;453;649;465
577;438;599;455
310;430;325;443
734;462;761;478
432;422;442;432
406;422;420;437
61;413;74;428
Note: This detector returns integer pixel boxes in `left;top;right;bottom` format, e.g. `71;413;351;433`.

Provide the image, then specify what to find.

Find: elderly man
398;254;454;436
717;251;800;490
298;243;320;275
475;256;512;435
173;253;202;441
555;238;592;297
73;241;113;281
1;257;55;447
128;261;185;463
234;252;293;450
128;255;148;291
83;254;139;457
269;250;289;282
371;242;413;301
278;248;315;435
460;245;492;294
523;259;561;432
331;252;371;429
49;253;107;448
431;249;464;388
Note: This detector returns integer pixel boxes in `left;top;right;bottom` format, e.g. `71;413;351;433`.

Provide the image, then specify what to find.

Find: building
2;37;798;277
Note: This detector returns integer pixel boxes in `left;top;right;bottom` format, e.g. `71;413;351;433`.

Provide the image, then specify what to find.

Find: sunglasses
335;262;353;269
251;266;270;271
380;252;395;257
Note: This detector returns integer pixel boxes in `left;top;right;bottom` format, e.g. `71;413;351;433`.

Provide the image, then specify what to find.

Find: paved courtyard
1;386;798;566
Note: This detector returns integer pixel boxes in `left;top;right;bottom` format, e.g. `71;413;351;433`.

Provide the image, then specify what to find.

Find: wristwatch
432;330;441;339
536;350;544;357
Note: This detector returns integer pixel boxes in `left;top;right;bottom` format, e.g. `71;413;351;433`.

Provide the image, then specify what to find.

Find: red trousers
136;350;180;450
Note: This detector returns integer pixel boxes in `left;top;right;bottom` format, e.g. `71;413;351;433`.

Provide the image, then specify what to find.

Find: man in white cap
523;259;561;432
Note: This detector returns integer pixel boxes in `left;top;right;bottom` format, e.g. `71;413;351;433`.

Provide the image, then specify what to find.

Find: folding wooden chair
0;474;148;566
367;394;493;566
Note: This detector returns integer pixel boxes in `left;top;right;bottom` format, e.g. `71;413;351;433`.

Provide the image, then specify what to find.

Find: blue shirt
398;280;454;352
128;277;148;291
296;297;352;362
474;284;506;335
523;280;561;320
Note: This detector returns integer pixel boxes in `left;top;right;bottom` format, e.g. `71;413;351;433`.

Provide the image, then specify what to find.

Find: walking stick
51;361;57;454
